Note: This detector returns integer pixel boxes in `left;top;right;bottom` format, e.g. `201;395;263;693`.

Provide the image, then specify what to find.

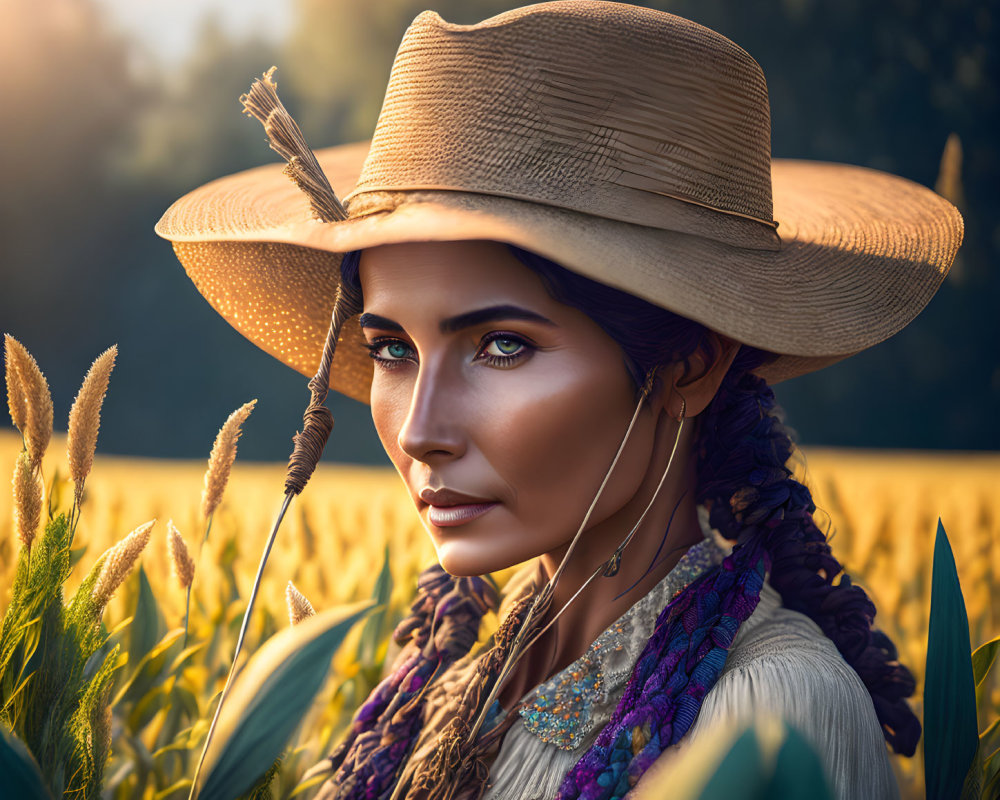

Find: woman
156;3;963;798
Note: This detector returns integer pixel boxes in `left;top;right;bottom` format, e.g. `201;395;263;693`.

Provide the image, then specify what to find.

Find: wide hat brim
156;140;963;404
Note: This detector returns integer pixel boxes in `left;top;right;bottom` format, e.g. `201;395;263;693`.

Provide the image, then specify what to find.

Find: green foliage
971;634;1000;797
0;514;125;798
0;723;53;800
924;520;978;800
679;721;834;800
357;544;392;669
766;727;835;800
192;602;372;800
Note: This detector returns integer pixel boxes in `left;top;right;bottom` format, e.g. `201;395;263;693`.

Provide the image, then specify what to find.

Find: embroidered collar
518;534;724;750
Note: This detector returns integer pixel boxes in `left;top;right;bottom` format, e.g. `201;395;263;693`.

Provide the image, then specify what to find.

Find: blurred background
0;0;996;464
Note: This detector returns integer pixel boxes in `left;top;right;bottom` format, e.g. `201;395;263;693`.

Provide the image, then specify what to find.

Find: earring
602;390;686;577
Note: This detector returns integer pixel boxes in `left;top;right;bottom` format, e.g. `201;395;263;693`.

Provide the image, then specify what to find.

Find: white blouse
482;529;899;800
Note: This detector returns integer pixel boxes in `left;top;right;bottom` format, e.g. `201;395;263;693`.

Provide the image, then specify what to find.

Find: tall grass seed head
167;519;195;589
201;399;256;519
4;335;52;469
67;345;117;507
286;580;316;626
92;519;155;613
4;333;28;434
12;449;42;549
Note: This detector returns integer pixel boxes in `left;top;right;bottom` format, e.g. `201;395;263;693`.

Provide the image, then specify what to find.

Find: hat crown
347;1;778;249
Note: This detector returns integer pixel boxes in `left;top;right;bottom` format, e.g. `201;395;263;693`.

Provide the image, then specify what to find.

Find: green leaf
764;725;834;800
168;642;206;676
153;779;193;800
68;544;88;570
0;724;54;800
984;754;1000;800
358;545;392;666
192;602;371;800
980;718;1000;792
696;726;768;800
114;628;184;710
924;519;978;800
129;565;167;670
971;635;1000;690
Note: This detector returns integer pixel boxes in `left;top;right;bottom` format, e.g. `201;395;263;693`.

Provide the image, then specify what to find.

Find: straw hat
155;1;963;404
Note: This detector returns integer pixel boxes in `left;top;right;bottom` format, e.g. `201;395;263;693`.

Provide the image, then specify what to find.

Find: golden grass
4;336;53;470
1;430;997;798
67;344;116;508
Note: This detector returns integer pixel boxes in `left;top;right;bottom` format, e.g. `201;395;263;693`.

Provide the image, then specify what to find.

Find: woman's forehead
358;240;559;309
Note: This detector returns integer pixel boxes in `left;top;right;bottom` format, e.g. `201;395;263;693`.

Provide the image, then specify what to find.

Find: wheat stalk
67;345;117;515
4;334;28;435
92;519;155;615
167;520;195;589
12;450;42;550
4;336;52;470
168;519;196;647
285;580;316;626
201;400;257;521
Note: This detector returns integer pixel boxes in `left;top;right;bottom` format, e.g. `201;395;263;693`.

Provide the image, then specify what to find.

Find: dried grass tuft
92;519;155;613
285;580;316;626
4;336;52;469
4;333;28;434
67;345;117;509
201;400;256;519
12;450;42;549
167;519;195;589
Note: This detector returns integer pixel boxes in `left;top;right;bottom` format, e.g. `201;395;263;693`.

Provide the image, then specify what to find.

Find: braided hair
504;247;920;799
329;246;918;799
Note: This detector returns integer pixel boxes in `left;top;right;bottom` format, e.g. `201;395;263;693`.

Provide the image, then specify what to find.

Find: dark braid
694;347;920;755
557;347;918;799
316;565;498;799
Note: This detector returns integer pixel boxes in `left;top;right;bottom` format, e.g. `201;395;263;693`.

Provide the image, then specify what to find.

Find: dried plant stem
182;585;193;650
189;492;294;799
199;514;214;555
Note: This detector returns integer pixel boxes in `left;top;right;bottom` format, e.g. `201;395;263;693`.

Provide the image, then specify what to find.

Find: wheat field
1;429;997;798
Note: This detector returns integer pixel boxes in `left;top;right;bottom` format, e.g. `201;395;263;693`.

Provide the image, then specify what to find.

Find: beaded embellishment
519;538;721;750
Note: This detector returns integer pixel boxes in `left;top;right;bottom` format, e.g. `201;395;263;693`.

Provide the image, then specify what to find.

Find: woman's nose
396;362;467;463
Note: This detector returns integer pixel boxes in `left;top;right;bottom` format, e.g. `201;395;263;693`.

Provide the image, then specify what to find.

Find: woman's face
358;240;664;576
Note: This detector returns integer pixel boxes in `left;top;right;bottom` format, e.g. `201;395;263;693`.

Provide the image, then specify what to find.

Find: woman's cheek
483;362;635;529
370;374;412;464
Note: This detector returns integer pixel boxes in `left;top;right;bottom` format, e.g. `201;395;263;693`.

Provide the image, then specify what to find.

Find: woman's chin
418;507;531;576
432;541;511;577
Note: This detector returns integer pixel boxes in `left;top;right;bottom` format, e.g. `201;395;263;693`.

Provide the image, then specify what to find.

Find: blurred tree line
0;0;996;463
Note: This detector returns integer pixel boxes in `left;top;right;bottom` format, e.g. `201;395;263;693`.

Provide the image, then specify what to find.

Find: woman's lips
427;502;498;527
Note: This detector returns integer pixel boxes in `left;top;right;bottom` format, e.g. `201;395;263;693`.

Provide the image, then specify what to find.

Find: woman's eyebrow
358;305;556;334
358;313;404;332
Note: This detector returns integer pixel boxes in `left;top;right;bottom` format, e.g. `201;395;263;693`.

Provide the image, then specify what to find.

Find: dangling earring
602;392;686;577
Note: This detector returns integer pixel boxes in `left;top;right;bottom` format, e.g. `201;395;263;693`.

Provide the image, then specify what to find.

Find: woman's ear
661;333;740;419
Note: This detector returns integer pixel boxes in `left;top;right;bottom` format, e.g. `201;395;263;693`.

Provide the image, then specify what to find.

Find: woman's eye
476;333;533;367
365;338;415;368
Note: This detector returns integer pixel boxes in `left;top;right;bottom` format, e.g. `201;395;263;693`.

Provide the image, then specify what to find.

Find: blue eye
492;338;521;355
364;332;535;371
476;332;533;367
365;338;415;368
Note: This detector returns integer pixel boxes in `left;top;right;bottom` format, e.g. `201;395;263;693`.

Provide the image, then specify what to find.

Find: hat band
344;183;782;252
